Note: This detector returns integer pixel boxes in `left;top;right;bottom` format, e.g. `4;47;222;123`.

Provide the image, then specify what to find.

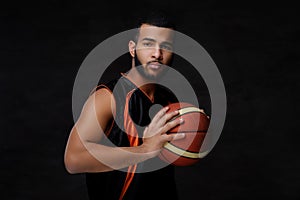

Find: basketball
158;102;210;166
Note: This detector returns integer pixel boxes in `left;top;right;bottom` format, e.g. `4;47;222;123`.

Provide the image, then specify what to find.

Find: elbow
64;152;82;174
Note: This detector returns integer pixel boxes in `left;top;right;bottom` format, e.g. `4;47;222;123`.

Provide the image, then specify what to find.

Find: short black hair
132;9;176;42
135;9;176;30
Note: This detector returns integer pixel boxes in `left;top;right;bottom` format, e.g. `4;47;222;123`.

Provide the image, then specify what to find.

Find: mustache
147;60;163;65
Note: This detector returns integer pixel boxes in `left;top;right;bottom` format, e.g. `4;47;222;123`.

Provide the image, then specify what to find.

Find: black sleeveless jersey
85;74;179;200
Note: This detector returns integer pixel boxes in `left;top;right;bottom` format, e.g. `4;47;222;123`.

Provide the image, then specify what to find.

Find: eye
143;42;154;47
160;44;173;51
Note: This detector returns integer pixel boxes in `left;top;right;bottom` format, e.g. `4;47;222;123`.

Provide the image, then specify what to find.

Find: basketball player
64;10;186;200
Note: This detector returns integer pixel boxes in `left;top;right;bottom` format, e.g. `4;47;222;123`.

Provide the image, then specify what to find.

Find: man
64;10;186;199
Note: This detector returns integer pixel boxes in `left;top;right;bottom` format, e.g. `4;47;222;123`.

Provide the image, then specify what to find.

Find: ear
128;40;136;57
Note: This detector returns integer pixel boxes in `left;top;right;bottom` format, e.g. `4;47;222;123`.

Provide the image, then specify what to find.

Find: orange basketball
158;102;210;166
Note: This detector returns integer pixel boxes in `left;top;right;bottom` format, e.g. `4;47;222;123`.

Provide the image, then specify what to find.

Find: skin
64;24;185;173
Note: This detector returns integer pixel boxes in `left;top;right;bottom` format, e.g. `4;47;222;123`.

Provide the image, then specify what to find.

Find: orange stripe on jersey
118;165;137;200
119;89;140;199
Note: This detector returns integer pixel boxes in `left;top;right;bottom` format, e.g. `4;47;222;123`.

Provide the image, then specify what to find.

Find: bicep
75;88;114;142
67;88;115;154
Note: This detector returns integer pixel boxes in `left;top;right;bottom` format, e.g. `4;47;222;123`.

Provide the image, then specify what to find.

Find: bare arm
64;88;184;174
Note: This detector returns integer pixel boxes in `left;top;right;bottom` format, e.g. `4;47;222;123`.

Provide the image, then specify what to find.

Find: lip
147;62;162;70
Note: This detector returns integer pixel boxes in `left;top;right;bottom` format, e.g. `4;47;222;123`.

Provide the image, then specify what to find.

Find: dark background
1;0;299;199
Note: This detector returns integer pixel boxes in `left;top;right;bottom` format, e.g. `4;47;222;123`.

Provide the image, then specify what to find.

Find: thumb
170;133;185;141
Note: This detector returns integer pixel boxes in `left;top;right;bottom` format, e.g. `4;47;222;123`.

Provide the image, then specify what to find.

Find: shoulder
83;85;116;119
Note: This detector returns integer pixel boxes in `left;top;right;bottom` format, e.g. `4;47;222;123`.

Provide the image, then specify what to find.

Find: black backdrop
1;0;299;199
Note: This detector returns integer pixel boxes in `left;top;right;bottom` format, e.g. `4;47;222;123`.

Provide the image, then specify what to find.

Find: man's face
134;24;174;81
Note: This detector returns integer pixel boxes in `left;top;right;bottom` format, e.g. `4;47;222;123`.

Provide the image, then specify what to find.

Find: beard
134;50;172;81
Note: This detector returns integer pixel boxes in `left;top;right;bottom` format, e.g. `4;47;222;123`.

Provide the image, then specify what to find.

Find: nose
151;46;163;60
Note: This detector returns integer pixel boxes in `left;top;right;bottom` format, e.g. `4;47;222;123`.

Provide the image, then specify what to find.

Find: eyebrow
141;37;156;42
141;37;173;46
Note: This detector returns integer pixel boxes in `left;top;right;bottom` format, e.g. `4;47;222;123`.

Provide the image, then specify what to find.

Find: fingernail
179;118;184;123
177;133;185;139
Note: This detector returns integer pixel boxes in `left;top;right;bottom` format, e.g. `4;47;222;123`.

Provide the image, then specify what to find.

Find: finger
156;109;179;127
199;108;207;115
164;110;180;122
170;133;185;141
143;126;149;135
162;132;185;142
161;117;184;133
152;106;169;123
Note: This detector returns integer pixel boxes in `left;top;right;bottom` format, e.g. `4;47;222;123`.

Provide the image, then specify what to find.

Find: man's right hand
141;106;185;156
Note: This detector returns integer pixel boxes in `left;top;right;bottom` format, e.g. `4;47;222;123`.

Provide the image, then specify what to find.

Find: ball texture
158;102;210;166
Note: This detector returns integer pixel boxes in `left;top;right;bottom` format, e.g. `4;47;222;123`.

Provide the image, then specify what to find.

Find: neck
126;67;157;100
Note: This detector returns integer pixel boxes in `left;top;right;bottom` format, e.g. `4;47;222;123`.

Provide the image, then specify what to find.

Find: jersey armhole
90;84;116;137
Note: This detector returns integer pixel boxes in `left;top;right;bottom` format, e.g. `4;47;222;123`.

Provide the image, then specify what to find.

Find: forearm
84;142;157;171
65;140;157;174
